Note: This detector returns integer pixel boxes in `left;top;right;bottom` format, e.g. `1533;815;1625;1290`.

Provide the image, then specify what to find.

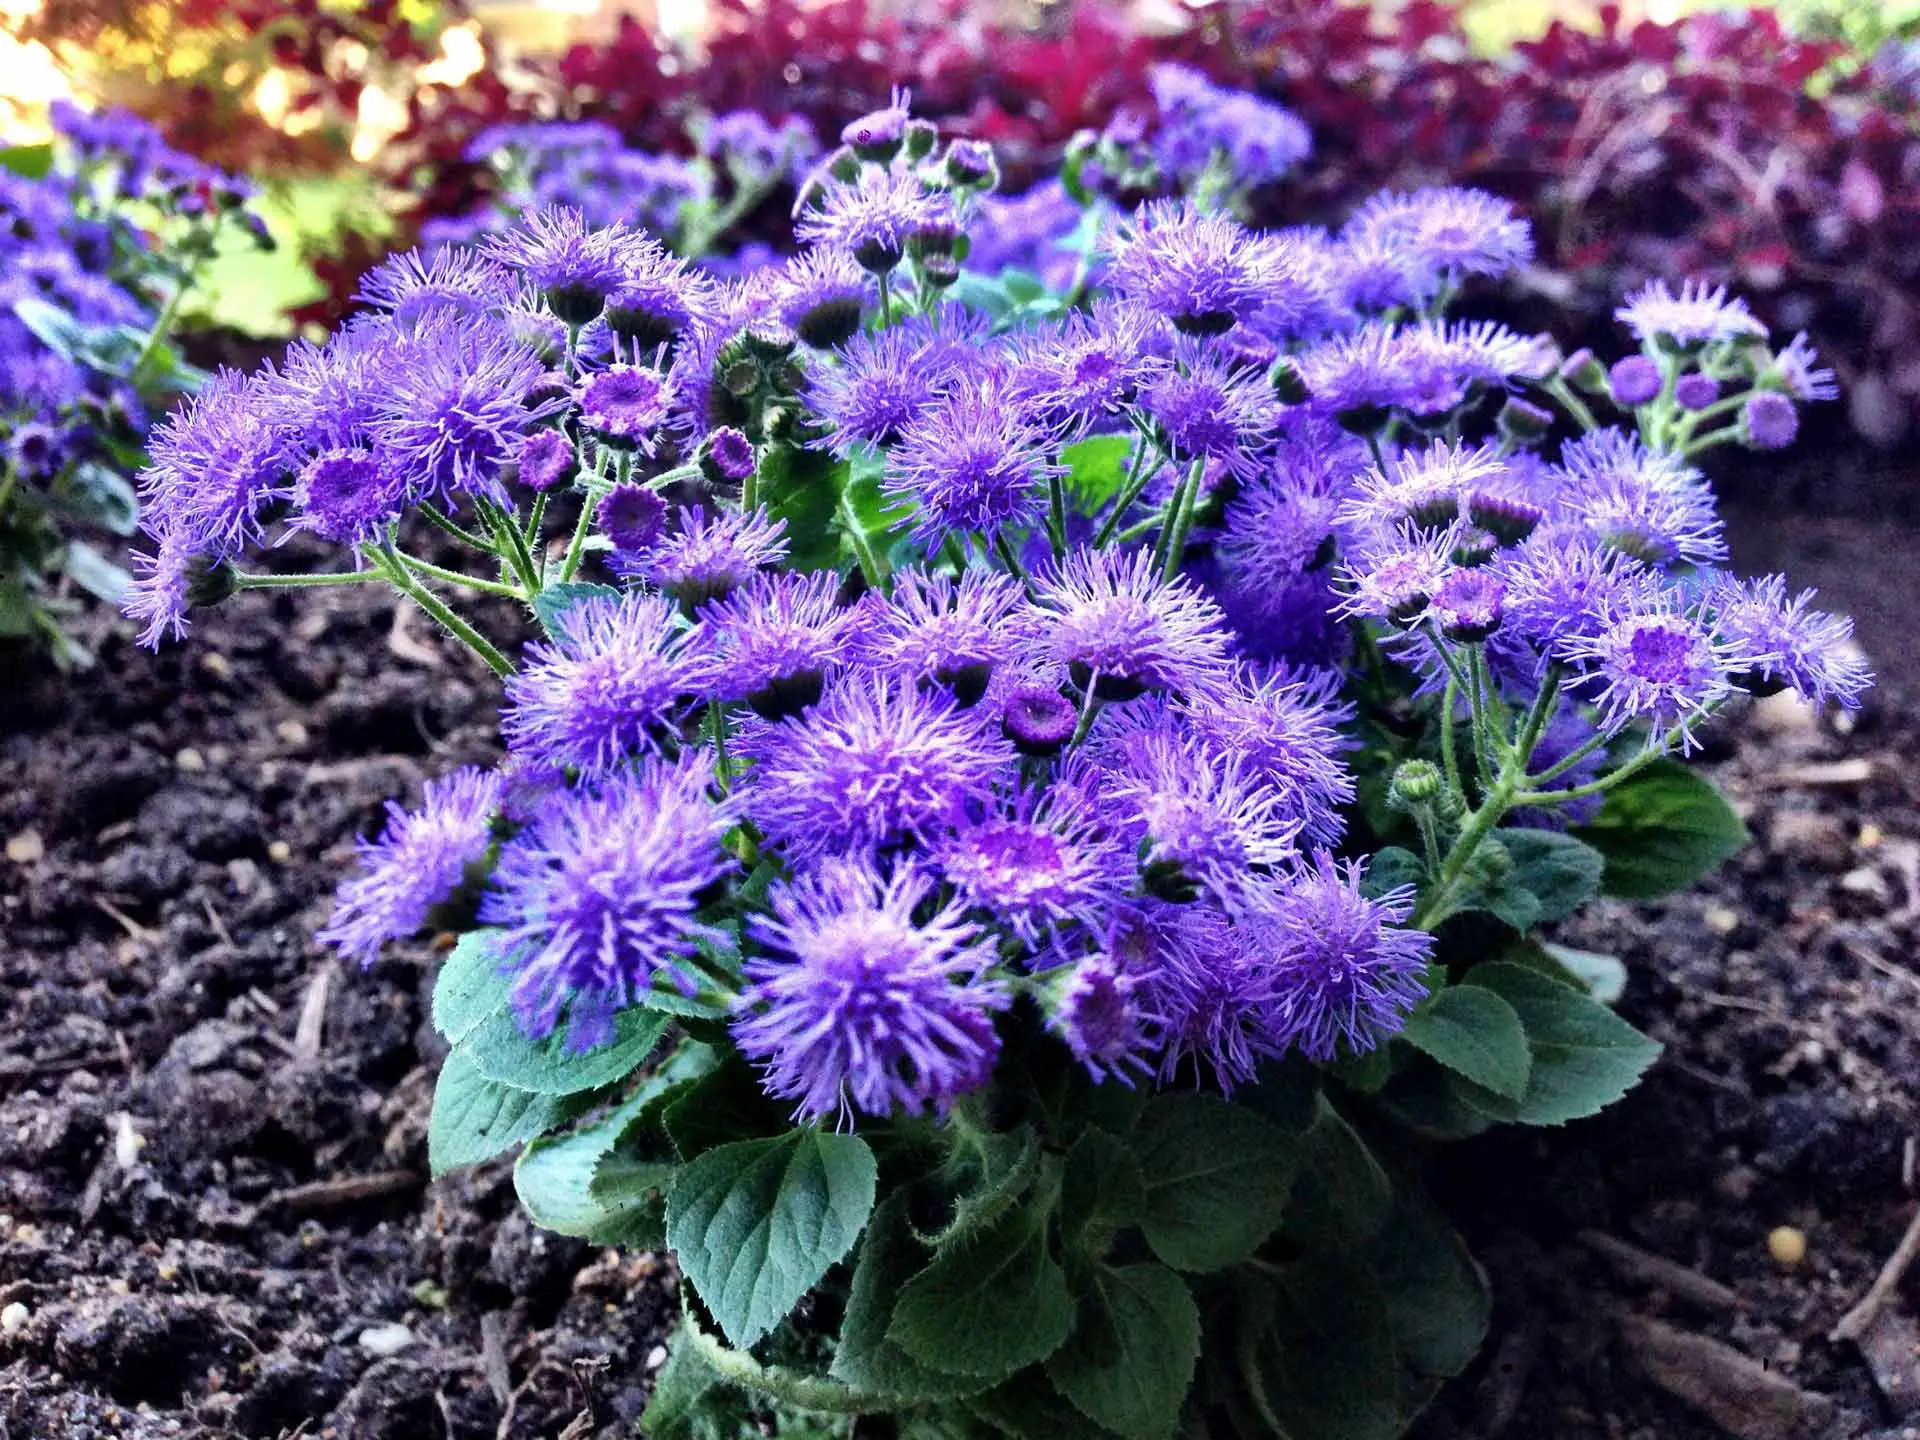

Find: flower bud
1466;491;1542;547
1432;568;1505;642
1000;684;1078;758
1607;355;1662;408
185;556;239;609
1558;347;1608;394
698;427;756;488
944;139;999;190
919;253;961;290
1496;396;1554;445
1674;373;1721;411
902;119;940;162
1741;391;1798;450
1387;759;1443;811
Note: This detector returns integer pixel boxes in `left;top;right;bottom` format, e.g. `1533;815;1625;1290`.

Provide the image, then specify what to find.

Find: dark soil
4;565;1920;1439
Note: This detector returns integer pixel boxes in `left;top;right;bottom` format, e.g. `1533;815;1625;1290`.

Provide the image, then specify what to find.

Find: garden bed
1;570;1917;1440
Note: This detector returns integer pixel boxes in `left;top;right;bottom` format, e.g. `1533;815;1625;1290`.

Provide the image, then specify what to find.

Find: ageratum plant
132;85;1868;1440
1;101;265;666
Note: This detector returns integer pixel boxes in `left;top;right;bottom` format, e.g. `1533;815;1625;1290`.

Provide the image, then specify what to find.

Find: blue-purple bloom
697;568;856;714
481;755;735;1050
1561;600;1741;749
795;167;950;274
576;364;677;451
1552;429;1724;567
1344;187;1533;282
320;767;503;966
852;567;1032;700
503;591;702;773
885;379;1064;547
1741;391;1799;450
619;504;789;608
934;781;1136;942
1047;955;1159;1085
1106;201;1277;336
733;855;1006;1124
1616;279;1769;347
1708;574;1871;709
1034;547;1234;700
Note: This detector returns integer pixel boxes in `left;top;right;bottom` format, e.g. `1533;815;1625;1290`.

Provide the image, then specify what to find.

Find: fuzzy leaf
1399;984;1532;1101
666;1130;877;1348
1047;1263;1199;1440
832;1193;995;1401
1131;1093;1298;1272
1574;759;1748;900
464;1004;669;1096
887;1196;1074;1379
529;581;620;640
1461;961;1661;1125
428;1050;581;1175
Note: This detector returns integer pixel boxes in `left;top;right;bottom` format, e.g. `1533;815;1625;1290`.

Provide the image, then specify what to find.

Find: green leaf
1248;1253;1403;1440
1361;845;1426;899
1573;758;1748;900
530;581;620;640
761;446;845;573
666;1130;877;1348
1058;1127;1144;1260
1285;1095;1392;1248
637;1333;723;1438
1059;434;1133;509
1544;941;1628;1003
432;929;512;1044
428;1049;581;1175
1461;961;1661;1125
1502;829;1606;922
888;1194;1074;1379
1399;984;1531;1101
661;1051;789;1158
832;1192;995;1401
465;1004;669;1096
1046;1264;1199;1440
12;296;86;361
835;447;908;582
1372;1184;1490;1382
1130;1093;1297;1273
52;463;139;535
514;1077;682;1245
433;929;668;1095
0;143;53;180
923;1124;1040;1248
60;541;131;604
969;1369;1111;1440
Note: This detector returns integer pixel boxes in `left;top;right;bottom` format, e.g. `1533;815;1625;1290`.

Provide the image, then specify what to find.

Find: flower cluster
137;88;1862;1135
3;103;263;663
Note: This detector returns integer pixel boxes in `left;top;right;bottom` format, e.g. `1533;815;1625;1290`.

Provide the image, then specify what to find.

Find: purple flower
700;426;757;485
774;248;872;350
1146;64;1311;191
796;167;950;274
1674;373;1720;411
503;591;702;772
481;755;735;1050
841;86;914;159
1331;228;1433;312
1496;529;1653;650
1139;344;1280;480
1552;429;1724;567
736;671;1013;859
852;567;1033;702
134;367;291;574
933;781;1135;942
1047;955;1159;1085
1113;901;1269;1091
597;483;668;552
1708;574;1871;709
999;682;1078;755
1217;479;1339;595
1246;855;1431;1062
885;378;1063;548
1561;601;1740;749
319;767;503;966
1335;525;1457;628
804;313;982;453
1740;391;1798;450
1342;440;1506;533
515;429;575;492
1608;355;1662;408
618;504;789;608
696;568;855;716
1344;186;1533;281
577;364;677;451
356;246;512;328
1088;708;1298;897
1615;279;1768;347
372;316;564;506
1004;302;1167;436
1034;546;1234;700
482;206;633;325
1183;666;1356;848
1105;201;1276;336
1768;333;1837;403
732;855;1007;1124
291;447;408;545
605;235;715;349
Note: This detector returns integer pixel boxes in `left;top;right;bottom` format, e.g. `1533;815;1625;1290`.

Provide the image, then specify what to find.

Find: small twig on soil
0;1051;123;1086
1844;940;1920;997
92;897;157;944
481;1310;514;1408
1578;1230;1743;1312
268;1170;422;1214
201;897;235;950
295;963;335;1060
1831;1203;1920;1344
1762;758;1877;789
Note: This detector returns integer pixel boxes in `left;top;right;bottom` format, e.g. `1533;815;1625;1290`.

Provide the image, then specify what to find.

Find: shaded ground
1;569;1918;1438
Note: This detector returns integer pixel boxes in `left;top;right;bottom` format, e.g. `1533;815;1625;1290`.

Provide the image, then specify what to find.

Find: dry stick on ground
268;1170;423;1214
295;962;335;1060
1577;1230;1743;1312
1831;1203;1920;1344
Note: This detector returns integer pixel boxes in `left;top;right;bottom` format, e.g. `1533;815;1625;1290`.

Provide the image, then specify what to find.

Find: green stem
676;1301;895;1416
1093;430;1161;547
392;550;525;599
1046;465;1069;562
368;544;515;677
1070;682;1104;746
1681;424;1742;459
708;700;733;792
231;568;382;589
1526;728;1612;786
1543;377;1601;434
481;499;542;594
993;530;1033;592
522;492;548;554
419;503;495;552
1515;743;1664;806
129;270;192;383
876;271;893;327
557;497;597;584
1152;458;1205;582
1439;667;1464;801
